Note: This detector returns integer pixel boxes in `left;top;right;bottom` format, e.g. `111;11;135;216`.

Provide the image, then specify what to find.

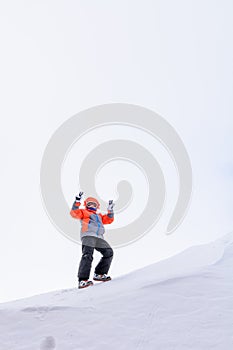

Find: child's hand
76;191;84;202
107;200;115;211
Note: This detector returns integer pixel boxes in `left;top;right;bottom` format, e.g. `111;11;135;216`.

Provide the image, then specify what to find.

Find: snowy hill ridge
0;232;233;350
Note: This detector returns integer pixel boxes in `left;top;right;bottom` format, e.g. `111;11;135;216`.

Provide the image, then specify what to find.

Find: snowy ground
0;233;232;350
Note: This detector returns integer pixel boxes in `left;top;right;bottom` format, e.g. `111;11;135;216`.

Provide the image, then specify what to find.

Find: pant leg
78;236;96;281
94;238;114;275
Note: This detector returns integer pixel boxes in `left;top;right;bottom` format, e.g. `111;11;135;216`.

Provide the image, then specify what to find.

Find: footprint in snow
40;336;56;349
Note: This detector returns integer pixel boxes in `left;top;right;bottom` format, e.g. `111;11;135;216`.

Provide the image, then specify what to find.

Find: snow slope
0;233;232;350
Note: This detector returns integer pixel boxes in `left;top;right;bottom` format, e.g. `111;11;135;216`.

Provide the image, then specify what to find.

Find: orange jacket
70;200;114;239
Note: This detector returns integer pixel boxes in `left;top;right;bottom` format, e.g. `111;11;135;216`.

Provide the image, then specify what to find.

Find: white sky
0;0;232;303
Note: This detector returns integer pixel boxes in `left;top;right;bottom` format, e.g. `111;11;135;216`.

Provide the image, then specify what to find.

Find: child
70;191;115;289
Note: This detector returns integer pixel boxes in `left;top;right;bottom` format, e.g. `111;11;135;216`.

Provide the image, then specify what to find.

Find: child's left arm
101;200;115;224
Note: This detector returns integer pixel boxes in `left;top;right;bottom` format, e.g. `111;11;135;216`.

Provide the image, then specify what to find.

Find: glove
75;191;84;202
107;200;115;211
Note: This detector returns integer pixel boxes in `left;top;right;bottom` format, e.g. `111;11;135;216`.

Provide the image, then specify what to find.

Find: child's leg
94;239;113;275
78;236;96;281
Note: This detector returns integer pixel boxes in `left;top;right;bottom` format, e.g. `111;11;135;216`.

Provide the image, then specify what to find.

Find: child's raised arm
101;200;115;224
70;191;84;220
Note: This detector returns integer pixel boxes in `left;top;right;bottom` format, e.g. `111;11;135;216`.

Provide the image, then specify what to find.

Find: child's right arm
70;192;84;220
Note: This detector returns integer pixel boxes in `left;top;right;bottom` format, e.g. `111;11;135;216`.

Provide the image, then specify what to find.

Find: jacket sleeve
70;201;84;220
101;210;114;225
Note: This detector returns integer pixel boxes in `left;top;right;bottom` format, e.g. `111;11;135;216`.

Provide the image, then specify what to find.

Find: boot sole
78;282;93;289
93;277;111;282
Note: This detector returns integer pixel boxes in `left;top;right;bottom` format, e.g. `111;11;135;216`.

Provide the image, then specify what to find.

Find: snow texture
0;233;232;350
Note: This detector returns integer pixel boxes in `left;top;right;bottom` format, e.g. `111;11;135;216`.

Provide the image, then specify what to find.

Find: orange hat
84;197;100;209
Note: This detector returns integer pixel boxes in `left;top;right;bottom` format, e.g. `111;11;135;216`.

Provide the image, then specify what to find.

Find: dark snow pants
78;236;114;281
